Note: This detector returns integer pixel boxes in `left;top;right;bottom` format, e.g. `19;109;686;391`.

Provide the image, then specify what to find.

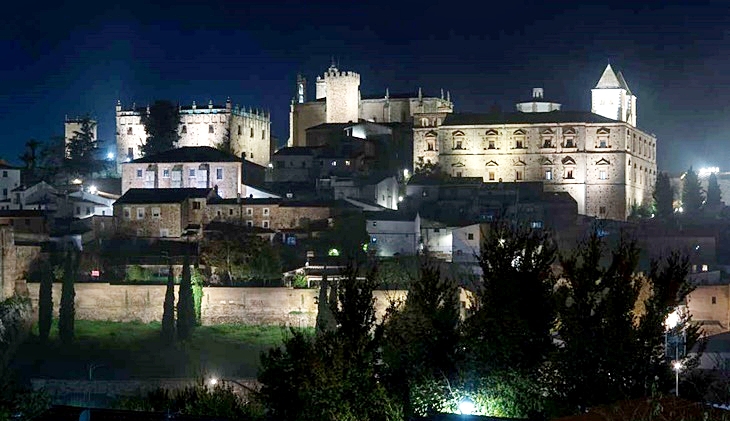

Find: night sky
2;0;729;173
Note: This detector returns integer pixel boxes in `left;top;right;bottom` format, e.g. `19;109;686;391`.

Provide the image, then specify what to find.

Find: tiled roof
129;146;241;163
442;111;618;126
115;188;214;205
273;146;325;156
0;210;47;217
208;197;281;205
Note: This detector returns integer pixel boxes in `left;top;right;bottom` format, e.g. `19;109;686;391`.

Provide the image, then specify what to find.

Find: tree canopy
707;172;722;207
653;171;674;218
682;167;704;213
140;100;180;157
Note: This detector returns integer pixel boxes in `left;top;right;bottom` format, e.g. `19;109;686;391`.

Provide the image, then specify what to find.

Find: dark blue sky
2;0;729;173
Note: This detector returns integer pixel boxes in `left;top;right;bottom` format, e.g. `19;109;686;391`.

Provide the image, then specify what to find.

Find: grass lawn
9;320;306;381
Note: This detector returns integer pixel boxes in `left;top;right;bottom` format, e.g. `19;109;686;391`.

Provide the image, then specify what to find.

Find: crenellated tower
315;64;360;124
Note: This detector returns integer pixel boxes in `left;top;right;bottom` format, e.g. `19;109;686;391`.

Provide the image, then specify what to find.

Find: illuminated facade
115;99;272;172
413;65;656;221
288;64;454;147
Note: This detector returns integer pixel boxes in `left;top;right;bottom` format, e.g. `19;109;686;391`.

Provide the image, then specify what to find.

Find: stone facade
206;198;336;231
289;64;454;147
122;160;242;199
115;100;272;171
25;283;407;327
413;66;656;221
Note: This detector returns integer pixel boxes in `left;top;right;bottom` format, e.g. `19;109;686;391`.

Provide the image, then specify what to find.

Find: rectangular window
488;171;495;181
262;220;270;228
76;206;81;215
599;206;607;215
86;207;92;215
599;170;608;180
192;201;201;210
2;171;7;177
136;207;145;219
2;189;7;197
565;139;575;148
152;207;161;218
566;169;574;179
246;208;253;216
250;127;254;137
229;208;234;216
488;139;495;149
515;140;524;149
545;169;553;180
515;170;523;181
427;141;434;151
160;229;169;237
123;207;131;219
456;171;462;178
238;125;242;135
136;169;143;178
712;296;717;304
127;147;134;159
599;139;607;148
162;169;170;178
246;220;253;227
216;168;223;180
467;233;474;240
189;169;196;177
262;129;266;139
531;221;543;229
263;208;270;216
209;124;214;133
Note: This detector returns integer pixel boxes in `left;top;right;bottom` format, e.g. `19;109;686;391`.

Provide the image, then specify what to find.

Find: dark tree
161;264;175;342
66;116;100;177
259;265;401;421
381;258;460;417
176;253;195;340
707;172;722;207
19;139;40;171
140;100;180;157
314;275;335;334
682;166;704;213
200;224;281;284
37;258;54;343
58;247;78;344
33;136;66;183
215;128;232;155
553;231;699;415
462;223;557;417
653;171;674;218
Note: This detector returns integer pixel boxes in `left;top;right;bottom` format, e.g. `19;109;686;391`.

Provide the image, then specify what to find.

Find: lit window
599;170;608;180
332;161;337;166
488;171;495;181
531;221;543;229
545;169;553;180
702;264;709;272
160;229;169;237
345;160;351;166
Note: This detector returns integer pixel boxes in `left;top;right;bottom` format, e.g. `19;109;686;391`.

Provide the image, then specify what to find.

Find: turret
591;64;637;126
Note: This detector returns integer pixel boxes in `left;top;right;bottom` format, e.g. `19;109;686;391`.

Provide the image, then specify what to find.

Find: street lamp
207;377;257;394
458;397;475;415
673;360;683;397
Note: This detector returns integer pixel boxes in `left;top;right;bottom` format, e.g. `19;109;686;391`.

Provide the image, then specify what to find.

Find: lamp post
672;360;683;397
665;307;686;397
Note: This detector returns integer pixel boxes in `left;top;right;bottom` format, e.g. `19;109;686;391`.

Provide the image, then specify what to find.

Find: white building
420;219;453;261
0;164;21;204
366;211;421;257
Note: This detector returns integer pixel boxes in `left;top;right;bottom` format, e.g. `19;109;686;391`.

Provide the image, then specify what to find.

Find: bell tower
591;64;637;127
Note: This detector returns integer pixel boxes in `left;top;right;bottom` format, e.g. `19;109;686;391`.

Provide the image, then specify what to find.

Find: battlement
115;100;269;120
316;67;360;81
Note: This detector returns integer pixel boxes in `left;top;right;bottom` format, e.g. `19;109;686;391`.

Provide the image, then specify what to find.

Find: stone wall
25;283;407;327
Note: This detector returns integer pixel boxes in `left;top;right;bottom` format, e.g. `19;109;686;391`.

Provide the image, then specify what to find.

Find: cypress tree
58;248;77;344
653;172;674;218
315;276;335;334
707;172;722;207
37;258;54;343
161;264;175;342
682;166;704;213
177;253;195;340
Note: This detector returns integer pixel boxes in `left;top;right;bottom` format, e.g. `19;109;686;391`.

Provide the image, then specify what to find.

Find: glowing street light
106;152;115;160
673;360;683;397
88;185;98;195
209;377;219;386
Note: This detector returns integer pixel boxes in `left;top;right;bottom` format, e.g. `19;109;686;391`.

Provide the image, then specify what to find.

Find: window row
123;207;162;220
135;167;225;180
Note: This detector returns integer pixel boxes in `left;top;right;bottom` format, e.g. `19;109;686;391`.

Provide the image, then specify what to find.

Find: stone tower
591;64;637;127
296;74;307;104
315;63;360;124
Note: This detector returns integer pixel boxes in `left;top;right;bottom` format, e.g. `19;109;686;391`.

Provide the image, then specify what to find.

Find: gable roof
594;64;622;89
129;146;241;164
616;70;633;94
115;188;215;205
442;111;617;126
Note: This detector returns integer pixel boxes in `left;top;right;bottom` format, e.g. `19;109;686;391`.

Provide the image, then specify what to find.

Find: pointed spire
447;90;451;102
385;88;389;99
418;87;422;101
594;64;622;89
616;71;633;95
441;89;444;99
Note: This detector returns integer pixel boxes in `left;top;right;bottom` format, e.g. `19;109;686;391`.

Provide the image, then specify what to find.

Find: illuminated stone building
115;99;272;172
288;63;454;147
413;64;657;221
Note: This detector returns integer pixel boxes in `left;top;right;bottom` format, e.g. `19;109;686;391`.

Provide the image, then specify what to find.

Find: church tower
591;64;637;127
315;63;360;124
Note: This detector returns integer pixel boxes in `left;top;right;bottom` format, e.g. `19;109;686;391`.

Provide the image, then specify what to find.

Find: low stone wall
25;283;407;327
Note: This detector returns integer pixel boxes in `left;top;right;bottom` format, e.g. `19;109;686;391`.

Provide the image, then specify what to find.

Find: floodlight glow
458;398;475;415
398;196;403;202
403;169;410;178
209;377;218;385
665;309;680;330
106;152;115;160
672;361;683;371
88;185;98;195
71;178;82;185
698;167;719;178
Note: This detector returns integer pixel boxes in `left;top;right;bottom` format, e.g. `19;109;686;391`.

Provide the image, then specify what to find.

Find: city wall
25;283;407;327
